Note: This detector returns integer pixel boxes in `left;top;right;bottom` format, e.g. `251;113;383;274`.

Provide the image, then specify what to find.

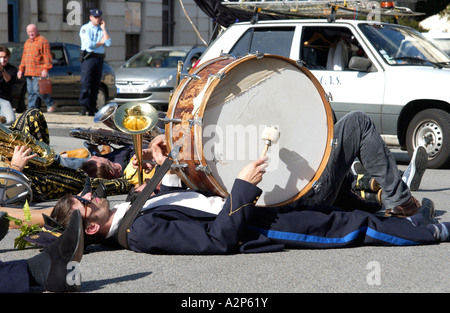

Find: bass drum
166;54;334;206
0;167;33;205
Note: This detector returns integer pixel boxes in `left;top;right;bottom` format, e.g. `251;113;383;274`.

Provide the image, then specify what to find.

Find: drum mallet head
260;126;280;158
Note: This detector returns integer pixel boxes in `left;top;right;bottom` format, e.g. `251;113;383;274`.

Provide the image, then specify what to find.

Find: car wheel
406;108;450;169
96;87;107;111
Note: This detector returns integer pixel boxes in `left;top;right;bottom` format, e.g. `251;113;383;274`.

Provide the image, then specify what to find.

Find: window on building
126;34;140;60
84;0;100;23
37;0;46;22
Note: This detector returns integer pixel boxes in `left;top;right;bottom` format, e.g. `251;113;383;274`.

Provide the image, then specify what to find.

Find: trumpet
113;101;159;186
93;102;160;141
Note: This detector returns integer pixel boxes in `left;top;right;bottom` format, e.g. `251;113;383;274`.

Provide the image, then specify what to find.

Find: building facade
1;0;212;67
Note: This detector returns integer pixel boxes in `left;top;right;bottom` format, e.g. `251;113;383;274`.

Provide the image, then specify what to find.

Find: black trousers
0;260;30;293
79;56;103;113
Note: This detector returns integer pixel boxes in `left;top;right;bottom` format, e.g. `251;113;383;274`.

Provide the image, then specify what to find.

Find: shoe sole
351;161;366;175
65;211;84;292
408;146;428;191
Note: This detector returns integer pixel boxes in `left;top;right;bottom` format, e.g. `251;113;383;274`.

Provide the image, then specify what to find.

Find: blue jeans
26;76;54;109
54;154;88;169
297;111;410;210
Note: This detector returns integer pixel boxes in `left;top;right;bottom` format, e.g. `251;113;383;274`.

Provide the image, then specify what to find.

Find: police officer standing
79;9;111;116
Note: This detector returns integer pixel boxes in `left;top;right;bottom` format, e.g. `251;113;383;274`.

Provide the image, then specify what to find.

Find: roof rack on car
221;0;423;23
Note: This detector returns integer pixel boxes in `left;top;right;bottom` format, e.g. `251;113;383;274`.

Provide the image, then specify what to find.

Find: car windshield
122;50;188;68
359;23;450;68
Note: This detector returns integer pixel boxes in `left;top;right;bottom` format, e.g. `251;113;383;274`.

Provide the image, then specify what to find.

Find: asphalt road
1;112;450;299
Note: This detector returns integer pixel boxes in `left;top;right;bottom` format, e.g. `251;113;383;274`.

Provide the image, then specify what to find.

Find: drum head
0;167;33;205
200;56;332;206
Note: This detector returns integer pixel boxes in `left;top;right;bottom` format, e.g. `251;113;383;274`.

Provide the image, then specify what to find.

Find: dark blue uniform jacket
127;179;285;254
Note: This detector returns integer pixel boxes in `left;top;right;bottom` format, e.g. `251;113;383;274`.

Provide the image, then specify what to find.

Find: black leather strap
116;157;173;249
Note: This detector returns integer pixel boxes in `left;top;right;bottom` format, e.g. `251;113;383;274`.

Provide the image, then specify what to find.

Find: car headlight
149;75;173;88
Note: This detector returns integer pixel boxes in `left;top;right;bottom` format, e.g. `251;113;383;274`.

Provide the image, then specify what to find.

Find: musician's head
52;192;113;239
82;156;122;179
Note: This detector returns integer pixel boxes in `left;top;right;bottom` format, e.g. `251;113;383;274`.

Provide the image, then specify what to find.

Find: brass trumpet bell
113;101;159;186
113;101;159;134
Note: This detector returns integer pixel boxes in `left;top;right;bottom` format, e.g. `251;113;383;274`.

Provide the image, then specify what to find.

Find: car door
300;24;385;129
49;44;76;103
64;43;82;100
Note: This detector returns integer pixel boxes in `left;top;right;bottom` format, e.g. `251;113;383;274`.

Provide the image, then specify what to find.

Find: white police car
199;19;450;168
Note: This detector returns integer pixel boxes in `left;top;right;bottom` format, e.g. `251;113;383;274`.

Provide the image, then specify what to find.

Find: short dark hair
82;159;115;179
0;46;11;58
51;194;74;228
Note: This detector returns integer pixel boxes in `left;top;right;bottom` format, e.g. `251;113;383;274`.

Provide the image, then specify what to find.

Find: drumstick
260;126;280;158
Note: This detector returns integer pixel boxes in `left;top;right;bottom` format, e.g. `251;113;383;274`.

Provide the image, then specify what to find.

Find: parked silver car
114;46;206;111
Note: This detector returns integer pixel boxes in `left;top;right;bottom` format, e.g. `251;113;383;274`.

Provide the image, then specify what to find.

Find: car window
65;44;81;67
301;26;371;71
7;45;23;66
230;27;295;58
186;51;203;72
123;50;188;68
51;46;68;66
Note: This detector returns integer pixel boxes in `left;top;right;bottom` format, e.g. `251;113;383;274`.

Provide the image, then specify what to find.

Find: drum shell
166;54;334;206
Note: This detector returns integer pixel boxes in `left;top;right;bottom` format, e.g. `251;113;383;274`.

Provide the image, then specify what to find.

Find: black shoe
355;174;380;192
80;177;92;197
413;198;437;226
334;190;382;214
27;210;84;292
87;110;98;117
93;182;108;199
0;212;9;242
354;189;382;203
351;161;366;175
78;107;87;116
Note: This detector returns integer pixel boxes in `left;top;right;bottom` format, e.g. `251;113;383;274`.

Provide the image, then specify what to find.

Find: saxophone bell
94;102;119;131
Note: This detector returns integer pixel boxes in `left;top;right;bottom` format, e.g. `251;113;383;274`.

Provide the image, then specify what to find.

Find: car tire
406;108;450;169
96;86;107;111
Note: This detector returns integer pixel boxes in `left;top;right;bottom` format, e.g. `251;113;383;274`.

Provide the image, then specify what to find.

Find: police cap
90;8;102;17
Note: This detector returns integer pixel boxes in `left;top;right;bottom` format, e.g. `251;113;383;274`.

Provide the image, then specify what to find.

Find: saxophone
0;123;55;167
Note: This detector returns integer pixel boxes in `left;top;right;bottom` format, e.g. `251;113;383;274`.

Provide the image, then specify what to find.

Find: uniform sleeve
128;179;262;254
104;31;111;47
79;26;95;51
